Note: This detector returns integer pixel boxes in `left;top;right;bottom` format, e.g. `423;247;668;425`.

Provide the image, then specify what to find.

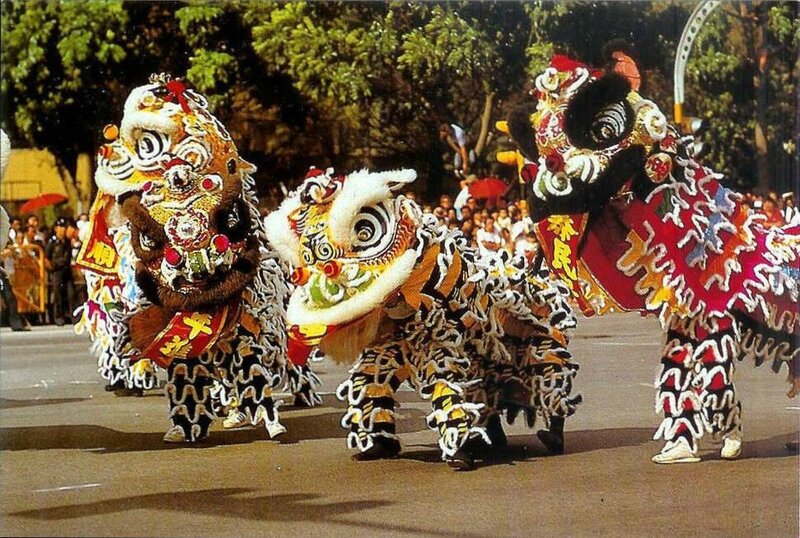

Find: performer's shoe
105;379;126;392
536;430;564;455
163;425;187;443
537;416;565;455
222;410;248;429
720;433;742;460
254;406;287;438
651;438;700;464
447;444;477;471
351;438;401;461
446;436;491;471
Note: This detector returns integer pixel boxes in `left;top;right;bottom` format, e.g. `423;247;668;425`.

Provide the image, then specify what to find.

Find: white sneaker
163;425;187;443
721;434;742;460
651;437;700;464
222;410;248;429
253;406;286;438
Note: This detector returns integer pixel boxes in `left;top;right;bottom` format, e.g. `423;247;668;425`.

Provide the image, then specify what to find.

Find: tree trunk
473;91;495;157
747;1;770;193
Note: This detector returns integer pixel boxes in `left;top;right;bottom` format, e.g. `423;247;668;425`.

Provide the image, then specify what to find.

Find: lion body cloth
501;54;799;463
266;167;581;467
76;74;319;443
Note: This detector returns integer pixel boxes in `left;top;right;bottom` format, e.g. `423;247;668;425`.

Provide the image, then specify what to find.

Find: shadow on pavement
0;407;428;453
397;428;799;468
8;487;478;537
0;397;89;410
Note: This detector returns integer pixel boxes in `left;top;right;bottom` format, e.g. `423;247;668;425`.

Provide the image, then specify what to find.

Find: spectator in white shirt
476;217;502;258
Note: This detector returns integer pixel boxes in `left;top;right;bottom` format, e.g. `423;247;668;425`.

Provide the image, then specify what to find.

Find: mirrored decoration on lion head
265;167;421;327
96;74;259;310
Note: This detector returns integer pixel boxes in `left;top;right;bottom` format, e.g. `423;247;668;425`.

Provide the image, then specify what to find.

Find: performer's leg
696;327;742;459
652;330;704;463
223;337;286;438
0;272;25;331
286;357;323;408
336;344;407;459
532;361;581;455
415;345;485;468
164;356;215;442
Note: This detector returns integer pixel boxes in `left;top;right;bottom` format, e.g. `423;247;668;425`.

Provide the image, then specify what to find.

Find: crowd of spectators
411;190;541;264
1;189;797;329
412;188;800;265
1;213;89;330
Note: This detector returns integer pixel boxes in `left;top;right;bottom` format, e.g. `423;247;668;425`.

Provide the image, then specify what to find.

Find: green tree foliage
1;1;796;202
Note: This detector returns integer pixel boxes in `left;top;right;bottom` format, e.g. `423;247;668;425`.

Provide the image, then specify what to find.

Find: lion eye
590;103;627;144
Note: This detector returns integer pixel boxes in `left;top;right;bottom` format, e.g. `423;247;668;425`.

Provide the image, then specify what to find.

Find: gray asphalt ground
0;313;797;537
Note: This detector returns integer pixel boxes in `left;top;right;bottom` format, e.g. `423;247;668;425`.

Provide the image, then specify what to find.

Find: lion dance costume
76;74;319;442
265;167;582;468
499;54;799;463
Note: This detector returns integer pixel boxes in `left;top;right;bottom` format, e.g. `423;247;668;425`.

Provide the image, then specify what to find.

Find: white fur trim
286;249;417;326
0;129;9;180
94;168;145;197
328;169;417;246
120;84;182;141
263;195;302;267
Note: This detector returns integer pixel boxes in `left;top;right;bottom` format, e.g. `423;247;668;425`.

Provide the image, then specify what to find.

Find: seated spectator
761;198;785;228
476;217;502;258
782;193;799;225
8;217;21;242
76;213;90;242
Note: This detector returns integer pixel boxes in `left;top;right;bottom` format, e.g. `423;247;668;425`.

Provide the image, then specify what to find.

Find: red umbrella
19;193;68;213
468;177;509;200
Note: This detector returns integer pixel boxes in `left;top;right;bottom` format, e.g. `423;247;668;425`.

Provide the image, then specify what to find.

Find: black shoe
446;435;492;471
351;438;401;461
105;379;127;392
536;429;564;455
785;441;799;453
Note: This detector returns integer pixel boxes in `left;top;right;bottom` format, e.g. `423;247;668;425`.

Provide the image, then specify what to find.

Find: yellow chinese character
89;242;117;268
547;215;578;242
183;312;213;339
551;238;577;281
159;335;191;358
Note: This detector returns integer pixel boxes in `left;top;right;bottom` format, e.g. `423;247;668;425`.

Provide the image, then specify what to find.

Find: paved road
0;314;797;537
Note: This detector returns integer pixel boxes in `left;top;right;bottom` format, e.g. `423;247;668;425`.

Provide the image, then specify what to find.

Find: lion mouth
136;241;260;311
286;250;418;327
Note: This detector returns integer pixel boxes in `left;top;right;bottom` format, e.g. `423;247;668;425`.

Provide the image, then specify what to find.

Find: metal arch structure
674;0;721;124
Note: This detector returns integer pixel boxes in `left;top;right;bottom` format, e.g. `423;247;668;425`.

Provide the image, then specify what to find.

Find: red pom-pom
291;267;309;286
322;260;341;279
520;163;539;184
164;246;183;267
212;234;230;253
545;152;564;173
201;177;215;191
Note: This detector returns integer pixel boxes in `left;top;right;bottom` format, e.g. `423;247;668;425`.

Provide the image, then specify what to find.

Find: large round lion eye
351;204;394;257
590;103;628;144
136;130;169;166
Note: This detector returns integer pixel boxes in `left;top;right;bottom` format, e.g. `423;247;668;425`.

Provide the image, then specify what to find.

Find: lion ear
264;195;303;267
611;51;641;91
602;40;641;91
